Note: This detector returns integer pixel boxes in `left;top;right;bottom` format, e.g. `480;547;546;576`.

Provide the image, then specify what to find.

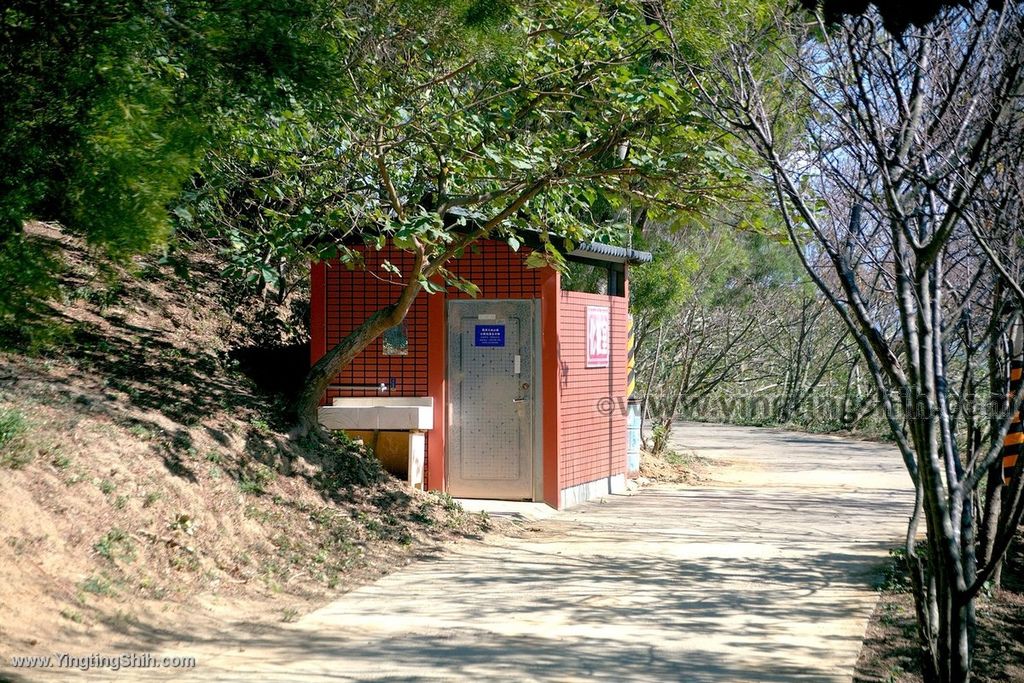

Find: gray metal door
447;300;536;500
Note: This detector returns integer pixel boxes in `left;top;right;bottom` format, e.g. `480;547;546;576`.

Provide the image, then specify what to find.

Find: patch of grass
60;608;84;623
142;491;162;508
239;463;276;495
280;607;300;623
431;491;463;514
80;574;116;596
410;504;436;527
357;511;385;539
659;447;704;467
128;423;156;441
98;478;116;495
244;503;275;522
880;546;919;594
879;601;903;626
51;452;72;470
113;495;128;510
885;665;906;683
307;506;361;584
664;450;687;465
169;548;200;572
71;281;125;309
311;433;385;492
93;528;135;563
169;431;194;453
0;407;31;468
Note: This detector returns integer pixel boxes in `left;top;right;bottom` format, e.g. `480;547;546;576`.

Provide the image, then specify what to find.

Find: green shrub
0;236;63;350
239;463;276;495
0;408;26;446
93;528;135;562
880;545;924;594
0;407;30;468
80;574;115;596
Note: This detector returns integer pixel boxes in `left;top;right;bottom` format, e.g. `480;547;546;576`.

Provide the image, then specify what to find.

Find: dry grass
638;446;712;485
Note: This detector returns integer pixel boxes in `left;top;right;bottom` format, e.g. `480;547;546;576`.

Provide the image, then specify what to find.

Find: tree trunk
640;323;666;449
293;307;402;435
293;251;426;435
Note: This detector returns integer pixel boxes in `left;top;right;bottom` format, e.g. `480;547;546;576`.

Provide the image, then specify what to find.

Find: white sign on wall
586;306;610;368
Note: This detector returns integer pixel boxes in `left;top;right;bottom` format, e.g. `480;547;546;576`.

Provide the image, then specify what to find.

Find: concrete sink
318;397;434;431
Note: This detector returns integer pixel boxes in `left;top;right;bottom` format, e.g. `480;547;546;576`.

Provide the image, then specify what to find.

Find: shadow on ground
78;480;910;683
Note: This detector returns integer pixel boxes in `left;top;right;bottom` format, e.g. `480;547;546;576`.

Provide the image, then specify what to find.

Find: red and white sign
586;306;610;368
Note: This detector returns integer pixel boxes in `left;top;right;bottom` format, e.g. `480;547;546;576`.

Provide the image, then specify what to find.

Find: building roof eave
568;241;653;265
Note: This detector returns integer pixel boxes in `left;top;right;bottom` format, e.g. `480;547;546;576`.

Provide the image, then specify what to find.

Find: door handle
512;398;529;403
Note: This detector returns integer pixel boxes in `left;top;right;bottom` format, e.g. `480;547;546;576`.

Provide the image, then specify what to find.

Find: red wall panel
557;291;628;489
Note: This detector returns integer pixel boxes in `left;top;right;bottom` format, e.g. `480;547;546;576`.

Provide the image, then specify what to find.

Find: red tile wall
320;241;541;401
445;240;543;300
322;248;428;402
557;291;628;489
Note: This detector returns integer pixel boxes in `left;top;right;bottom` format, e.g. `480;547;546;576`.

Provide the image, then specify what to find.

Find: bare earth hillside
0;225;489;669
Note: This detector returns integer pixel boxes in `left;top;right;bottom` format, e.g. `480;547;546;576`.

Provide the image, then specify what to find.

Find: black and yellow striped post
625;313;641;472
626;314;636;399
1003;321;1024;485
1003;359;1024;485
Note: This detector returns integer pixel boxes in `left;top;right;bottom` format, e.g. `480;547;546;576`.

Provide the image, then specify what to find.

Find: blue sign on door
474;324;505;347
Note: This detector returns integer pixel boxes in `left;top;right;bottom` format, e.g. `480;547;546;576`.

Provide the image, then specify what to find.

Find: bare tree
633;226;785;449
692;3;1024;681
754;292;854;424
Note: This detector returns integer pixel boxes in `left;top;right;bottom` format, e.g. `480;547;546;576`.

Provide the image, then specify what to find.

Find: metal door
447;300;536;500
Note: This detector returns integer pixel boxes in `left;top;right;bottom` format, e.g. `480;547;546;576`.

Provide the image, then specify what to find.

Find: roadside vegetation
857;537;1024;683
638;443;712;485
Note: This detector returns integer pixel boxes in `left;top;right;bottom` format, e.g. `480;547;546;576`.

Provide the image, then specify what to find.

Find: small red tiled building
309;236;649;509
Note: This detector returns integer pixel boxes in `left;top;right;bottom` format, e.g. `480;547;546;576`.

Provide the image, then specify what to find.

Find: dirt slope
0;224;486;664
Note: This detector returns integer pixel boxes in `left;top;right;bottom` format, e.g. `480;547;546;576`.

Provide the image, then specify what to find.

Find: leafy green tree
0;0;349;339
189;0;737;433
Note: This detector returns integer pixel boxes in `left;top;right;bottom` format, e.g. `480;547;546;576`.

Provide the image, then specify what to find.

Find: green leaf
172;206;192;223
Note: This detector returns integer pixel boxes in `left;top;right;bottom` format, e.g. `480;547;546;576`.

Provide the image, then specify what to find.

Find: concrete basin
318;397;434;431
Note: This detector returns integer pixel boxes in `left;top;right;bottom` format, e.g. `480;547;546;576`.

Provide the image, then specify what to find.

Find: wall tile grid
445;240;543;300
323;248;428;403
